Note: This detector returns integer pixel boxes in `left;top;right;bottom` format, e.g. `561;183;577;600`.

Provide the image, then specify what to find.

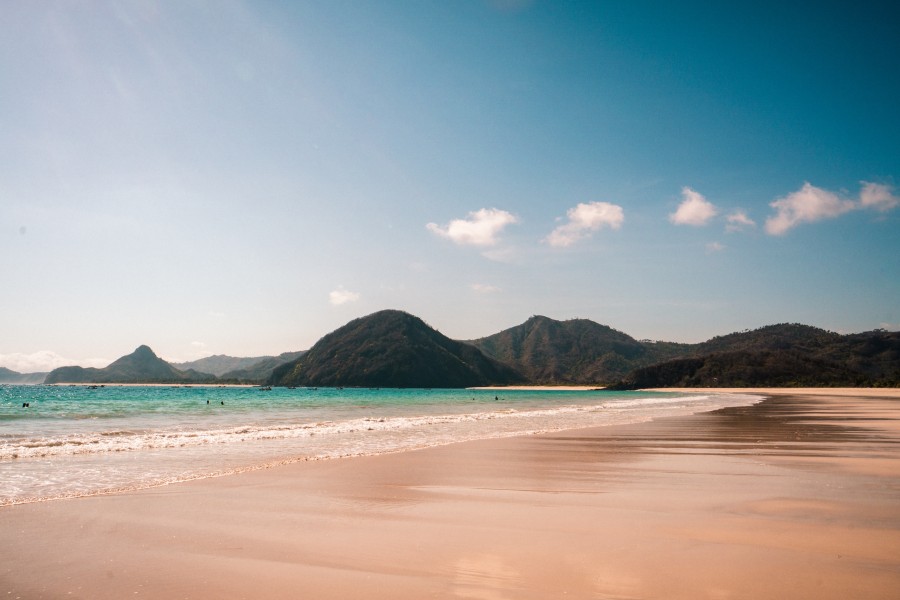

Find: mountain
270;310;524;388
219;351;306;383
469;315;686;384
609;326;900;388
44;346;216;384
172;354;279;377
0;367;47;385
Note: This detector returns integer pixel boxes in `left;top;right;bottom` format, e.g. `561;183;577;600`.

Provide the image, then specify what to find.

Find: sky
2;0;899;372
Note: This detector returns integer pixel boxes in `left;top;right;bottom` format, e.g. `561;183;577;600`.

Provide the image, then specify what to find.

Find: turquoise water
0;385;761;505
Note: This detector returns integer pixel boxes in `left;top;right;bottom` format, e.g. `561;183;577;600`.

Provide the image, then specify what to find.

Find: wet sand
2;390;899;599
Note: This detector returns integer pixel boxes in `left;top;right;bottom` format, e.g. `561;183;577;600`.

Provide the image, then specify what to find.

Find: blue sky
2;0;898;371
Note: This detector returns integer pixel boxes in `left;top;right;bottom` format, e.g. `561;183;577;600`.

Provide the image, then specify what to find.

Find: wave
0;393;761;461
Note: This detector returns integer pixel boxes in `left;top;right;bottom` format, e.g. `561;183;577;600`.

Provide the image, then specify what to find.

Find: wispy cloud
705;241;726;253
859;181;900;212
426;208;518;246
765;182;856;235
471;283;501;294
725;210;756;232
545;201;624;247
0;351;108;373
669;187;718;226
329;286;360;306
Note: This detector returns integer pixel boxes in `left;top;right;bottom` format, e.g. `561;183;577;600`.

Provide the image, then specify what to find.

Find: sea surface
0;385;761;505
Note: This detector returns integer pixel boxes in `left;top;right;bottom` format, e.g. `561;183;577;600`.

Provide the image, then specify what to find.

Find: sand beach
2;388;899;599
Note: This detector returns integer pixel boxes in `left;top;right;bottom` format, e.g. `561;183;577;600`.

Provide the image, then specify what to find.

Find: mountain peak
132;345;158;358
270;310;523;387
470;315;646;384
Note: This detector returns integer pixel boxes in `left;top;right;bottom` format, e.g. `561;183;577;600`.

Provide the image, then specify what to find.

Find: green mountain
270;310;524;388
44;345;215;384
468;315;686;384
32;317;900;389
610;326;900;388
0;367;48;385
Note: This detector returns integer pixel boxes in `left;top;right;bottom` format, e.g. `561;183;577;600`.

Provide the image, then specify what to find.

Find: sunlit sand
2;389;898;599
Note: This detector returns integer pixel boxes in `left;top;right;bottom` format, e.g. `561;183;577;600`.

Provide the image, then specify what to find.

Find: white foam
0;392;763;505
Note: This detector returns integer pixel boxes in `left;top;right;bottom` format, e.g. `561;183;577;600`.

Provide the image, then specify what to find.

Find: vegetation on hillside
609;326;900;388
469;315;688;384
44;346;216;384
34;317;899;388
270;310;524;388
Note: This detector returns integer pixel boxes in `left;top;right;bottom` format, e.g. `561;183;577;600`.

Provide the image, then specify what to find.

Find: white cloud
329;286;360;306
471;283;501;294
480;246;520;263
725;210;756;232
705;241;726;253
765;182;856;235
0;351;108;373
669;187;718;226
426;208;518;247
859;181;899;212
544;201;624;247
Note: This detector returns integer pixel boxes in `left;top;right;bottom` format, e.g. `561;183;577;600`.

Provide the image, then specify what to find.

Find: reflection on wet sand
2;391;898;599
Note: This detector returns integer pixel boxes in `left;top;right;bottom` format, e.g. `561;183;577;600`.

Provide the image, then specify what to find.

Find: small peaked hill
45;345;214;384
270;310;524;388
0;367;47;384
469;315;659;384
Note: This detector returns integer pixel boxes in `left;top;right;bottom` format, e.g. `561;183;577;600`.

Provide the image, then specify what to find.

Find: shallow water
0;385;761;504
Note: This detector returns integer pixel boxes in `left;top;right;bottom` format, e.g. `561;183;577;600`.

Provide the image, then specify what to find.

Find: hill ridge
270;309;524;388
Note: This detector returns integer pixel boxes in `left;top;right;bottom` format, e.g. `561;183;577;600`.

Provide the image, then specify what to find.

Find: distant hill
270;310;524;388
609;326;900;388
30;317;900;389
172;354;280;377
44;346;216;384
0;367;47;385
469;315;686;384
220;351;306;383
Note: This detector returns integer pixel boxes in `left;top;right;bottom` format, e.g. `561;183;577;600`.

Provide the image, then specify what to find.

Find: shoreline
642;386;900;397
2;389;899;598
44;382;259;387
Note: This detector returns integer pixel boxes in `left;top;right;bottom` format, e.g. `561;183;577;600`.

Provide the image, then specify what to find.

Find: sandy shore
3;389;899;599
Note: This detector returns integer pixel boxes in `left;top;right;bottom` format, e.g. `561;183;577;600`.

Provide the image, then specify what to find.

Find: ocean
0;385;761;506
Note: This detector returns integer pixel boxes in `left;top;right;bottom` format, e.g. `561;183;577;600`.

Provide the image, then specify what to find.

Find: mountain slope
0;367;47;384
172;351;306;382
610;326;900;388
469;315;678;384
270;310;524;388
220;351;306;382
44;346;214;384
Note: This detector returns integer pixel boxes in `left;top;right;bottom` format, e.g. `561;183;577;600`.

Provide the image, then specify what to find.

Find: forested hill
608;325;900;388
469;315;686;384
44;346;215;384
269;310;524;388
32;318;900;388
